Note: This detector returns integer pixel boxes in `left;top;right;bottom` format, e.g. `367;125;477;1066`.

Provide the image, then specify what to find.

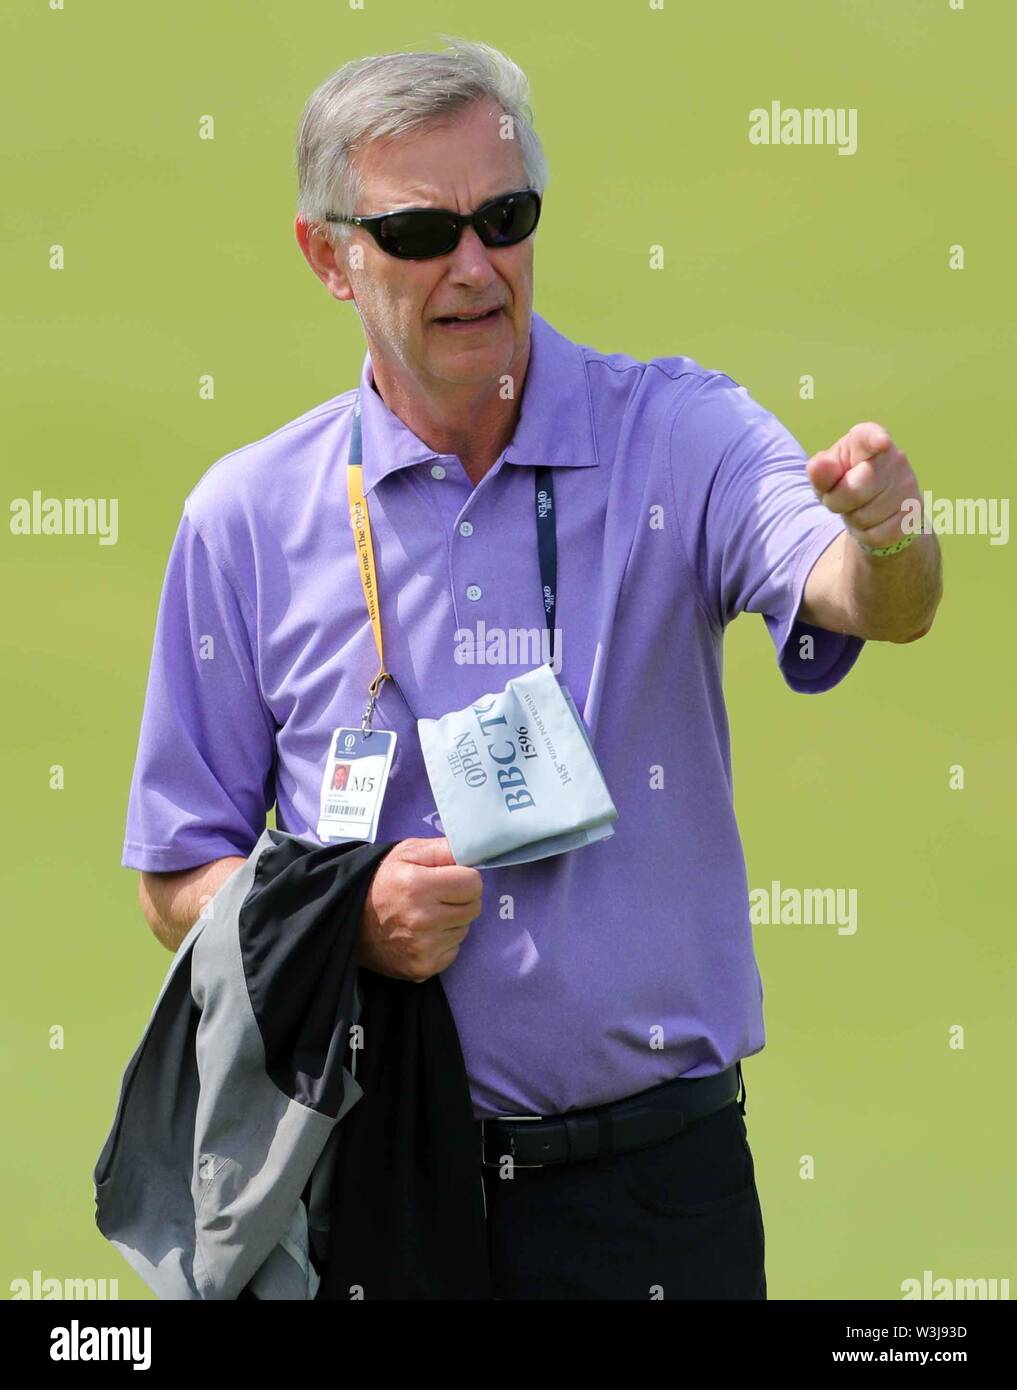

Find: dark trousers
480;1069;766;1300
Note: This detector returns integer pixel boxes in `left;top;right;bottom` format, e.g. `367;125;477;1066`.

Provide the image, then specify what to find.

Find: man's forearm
139;856;247;953
801;422;944;643
844;529;942;641
802;529;943;642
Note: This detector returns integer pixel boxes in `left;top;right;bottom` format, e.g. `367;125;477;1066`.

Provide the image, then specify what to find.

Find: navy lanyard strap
351;389;362;450
349;388;559;673
534;466;557;668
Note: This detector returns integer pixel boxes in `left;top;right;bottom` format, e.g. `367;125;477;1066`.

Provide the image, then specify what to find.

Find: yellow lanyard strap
347;460;391;720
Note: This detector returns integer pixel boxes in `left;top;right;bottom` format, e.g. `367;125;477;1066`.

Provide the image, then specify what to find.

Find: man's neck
369;341;531;488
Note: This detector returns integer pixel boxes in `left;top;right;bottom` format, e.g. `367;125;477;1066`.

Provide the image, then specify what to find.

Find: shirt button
458;521;474;537
466;584;482;601
430;463;446;480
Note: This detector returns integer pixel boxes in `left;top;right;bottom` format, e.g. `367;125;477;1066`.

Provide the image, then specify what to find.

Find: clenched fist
357;837;483;983
805;421;919;551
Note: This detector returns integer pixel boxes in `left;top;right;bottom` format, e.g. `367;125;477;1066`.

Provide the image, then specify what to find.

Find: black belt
478;1063;743;1169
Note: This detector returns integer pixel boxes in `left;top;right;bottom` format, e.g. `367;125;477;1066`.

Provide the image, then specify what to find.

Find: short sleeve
669;372;865;693
121;507;277;871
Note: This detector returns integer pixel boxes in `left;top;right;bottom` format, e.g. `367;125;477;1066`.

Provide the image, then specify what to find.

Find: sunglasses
324;187;541;261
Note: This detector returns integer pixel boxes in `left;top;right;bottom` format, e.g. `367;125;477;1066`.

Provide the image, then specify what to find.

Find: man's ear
294;216;355;302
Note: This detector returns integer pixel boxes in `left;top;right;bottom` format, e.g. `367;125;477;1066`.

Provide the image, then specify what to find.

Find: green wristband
853;532;917;558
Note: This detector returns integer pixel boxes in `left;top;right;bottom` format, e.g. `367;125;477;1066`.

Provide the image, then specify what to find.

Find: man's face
301;100;536;391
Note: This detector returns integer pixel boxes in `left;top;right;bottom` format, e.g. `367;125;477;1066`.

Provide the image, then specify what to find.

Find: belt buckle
481;1113;545;1170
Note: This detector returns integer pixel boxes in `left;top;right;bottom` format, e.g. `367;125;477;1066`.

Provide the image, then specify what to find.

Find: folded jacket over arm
93;826;492;1300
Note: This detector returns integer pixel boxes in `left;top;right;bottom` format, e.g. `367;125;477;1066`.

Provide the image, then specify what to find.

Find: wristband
853;531;917;558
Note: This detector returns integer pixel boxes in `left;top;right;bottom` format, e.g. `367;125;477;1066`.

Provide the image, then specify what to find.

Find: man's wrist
851;531;917;558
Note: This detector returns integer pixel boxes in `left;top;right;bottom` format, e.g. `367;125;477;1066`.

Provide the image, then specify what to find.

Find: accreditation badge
316;727;397;844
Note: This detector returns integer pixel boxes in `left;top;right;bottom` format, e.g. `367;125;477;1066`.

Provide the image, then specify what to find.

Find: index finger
843;421;892;468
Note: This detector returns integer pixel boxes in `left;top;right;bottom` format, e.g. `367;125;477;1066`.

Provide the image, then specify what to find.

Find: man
124;38;942;1299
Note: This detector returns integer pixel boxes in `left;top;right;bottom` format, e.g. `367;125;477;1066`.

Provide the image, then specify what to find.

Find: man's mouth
434;306;504;327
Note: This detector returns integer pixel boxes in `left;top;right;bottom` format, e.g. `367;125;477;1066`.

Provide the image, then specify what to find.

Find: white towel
417;663;618;867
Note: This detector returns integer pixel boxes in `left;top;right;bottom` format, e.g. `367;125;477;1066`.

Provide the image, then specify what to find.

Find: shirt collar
355;308;599;493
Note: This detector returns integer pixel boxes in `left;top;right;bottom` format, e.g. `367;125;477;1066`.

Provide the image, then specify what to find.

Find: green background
2;0;1013;1300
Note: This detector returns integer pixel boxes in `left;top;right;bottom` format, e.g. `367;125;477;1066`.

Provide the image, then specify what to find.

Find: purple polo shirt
122;308;863;1119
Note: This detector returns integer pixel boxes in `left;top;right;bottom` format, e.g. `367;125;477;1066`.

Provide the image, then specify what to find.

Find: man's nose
445;225;499;279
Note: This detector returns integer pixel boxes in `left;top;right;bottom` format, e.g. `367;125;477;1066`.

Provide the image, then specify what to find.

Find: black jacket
94;827;492;1300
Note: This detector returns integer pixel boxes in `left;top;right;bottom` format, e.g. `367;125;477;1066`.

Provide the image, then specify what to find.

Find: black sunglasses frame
324;188;542;260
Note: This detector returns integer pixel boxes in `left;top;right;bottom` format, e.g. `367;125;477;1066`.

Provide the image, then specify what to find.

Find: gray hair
295;35;549;245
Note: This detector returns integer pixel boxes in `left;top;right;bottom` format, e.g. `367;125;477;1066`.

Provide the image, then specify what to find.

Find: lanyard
346;388;558;729
534;466;557;664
